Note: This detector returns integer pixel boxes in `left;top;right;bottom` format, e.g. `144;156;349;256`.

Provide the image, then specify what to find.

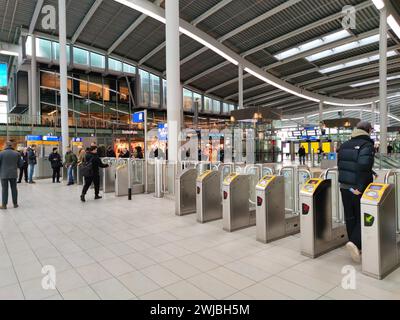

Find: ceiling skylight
274;29;351;60
306;34;381;62
319;50;398;73
350;75;400;88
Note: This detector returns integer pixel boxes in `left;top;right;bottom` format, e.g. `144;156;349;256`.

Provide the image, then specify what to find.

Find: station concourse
0;0;400;301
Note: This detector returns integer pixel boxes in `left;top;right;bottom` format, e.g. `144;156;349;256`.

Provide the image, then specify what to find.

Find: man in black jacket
80;146;109;202
338;121;376;263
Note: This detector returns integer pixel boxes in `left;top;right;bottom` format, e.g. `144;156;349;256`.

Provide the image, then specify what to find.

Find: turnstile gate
361;183;400;279
300;178;347;258
102;158;117;193
196;170;222;223
222;173;255;232
176;168;197;216
256;175;299;243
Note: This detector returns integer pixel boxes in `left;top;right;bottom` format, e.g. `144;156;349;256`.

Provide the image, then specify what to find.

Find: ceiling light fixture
387;15;400;39
244;67;320;103
274;29;351;60
371;0;385;10
0;50;18;57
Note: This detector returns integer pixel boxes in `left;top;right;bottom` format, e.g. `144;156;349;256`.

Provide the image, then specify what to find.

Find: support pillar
379;6;388;155
318;101;323;125
58;0;69;157
238;64;243;109
371;102;376;129
30;35;38;124
165;0;182;163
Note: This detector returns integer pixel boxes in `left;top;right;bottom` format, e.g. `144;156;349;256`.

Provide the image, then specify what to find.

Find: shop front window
150;74;160;108
90;52;105;69
73;47;89;65
139;69;150;106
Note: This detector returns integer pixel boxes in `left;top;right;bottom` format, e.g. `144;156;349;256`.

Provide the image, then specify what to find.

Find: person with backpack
338;121;377;263
48;147;62;183
80;146;109;202
65;146;78;186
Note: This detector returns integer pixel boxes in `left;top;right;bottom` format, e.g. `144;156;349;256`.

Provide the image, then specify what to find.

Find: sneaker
345;242;361;263
94;195;102;200
0;205;6;210
80;195;86;202
13;204;18;209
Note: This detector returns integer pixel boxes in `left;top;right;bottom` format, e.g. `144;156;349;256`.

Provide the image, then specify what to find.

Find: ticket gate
196;170;222;223
256;175;300;243
222;173;255;232
300;178;347;258
102;158;117;193
361;183;400;279
176;168;197;216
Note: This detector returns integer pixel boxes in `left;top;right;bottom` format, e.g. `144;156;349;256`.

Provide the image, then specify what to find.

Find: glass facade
25;35;237;124
73;47;89;65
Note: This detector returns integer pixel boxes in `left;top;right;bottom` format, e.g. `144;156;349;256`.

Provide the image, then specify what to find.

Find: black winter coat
49;152;62;169
338;131;375;192
85;152;108;176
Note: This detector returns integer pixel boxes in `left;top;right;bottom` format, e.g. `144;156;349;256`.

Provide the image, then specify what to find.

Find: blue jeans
67;166;74;184
28;164;35;182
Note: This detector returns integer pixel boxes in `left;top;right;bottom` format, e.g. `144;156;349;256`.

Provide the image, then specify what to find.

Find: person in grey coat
0;141;23;209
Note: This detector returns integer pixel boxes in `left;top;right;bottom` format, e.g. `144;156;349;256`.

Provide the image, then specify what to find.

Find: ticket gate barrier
256;175;300;243
176;168;197;216
222;173;255;232
76;166;84;185
361;183;400;279
115;159;144;197
101;158;117;193
115;159;130;197
196;170;222;223
279;166;312;215
300;178;347;258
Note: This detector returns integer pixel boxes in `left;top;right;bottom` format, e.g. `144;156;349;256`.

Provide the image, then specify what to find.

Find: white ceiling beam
29;0;44;34
71;0;103;44
140;0;233;66
191;0;233;26
108;0;162;55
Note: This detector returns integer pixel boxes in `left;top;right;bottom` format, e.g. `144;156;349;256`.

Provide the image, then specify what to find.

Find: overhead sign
122;130;138;135
26;135;42;141
72;137;83;142
42;136;60;142
132;111;145;123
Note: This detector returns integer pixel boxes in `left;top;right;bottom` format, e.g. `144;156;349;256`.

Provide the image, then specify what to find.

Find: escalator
374;154;400;169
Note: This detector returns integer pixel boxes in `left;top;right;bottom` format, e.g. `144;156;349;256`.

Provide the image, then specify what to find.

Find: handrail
323;167;338;180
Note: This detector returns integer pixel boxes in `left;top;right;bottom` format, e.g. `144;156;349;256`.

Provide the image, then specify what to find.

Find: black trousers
340;189;362;250
52;168;61;182
299;155;306;165
82;175;100;196
1;178;18;206
18;166;28;182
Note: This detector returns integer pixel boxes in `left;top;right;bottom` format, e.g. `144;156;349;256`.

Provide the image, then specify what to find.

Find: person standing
77;147;86;166
65;147;78;186
298;145;306;165
338;121;376;263
0;141;23;209
80;146;109;202
106;146;116;158
18;147;29;183
48;148;62;183
27;145;37;184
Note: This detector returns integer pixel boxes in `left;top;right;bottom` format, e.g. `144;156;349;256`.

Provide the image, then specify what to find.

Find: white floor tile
91;278;136;300
117;271;159;296
121;252;156;270
139;288;176;300
164;280;213;300
242;283;292;300
187;273;237;299
55;269;87;293
76;263;113;284
0;283;25;300
100;257;135;277
207;267;255;290
141;265;181;287
62;286;100;300
261;276;320;300
161;258;202;279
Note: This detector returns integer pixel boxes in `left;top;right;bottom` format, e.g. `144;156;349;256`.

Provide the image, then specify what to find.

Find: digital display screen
370;185;383;191
292;131;302;137
308;180;319;185
307;130;316;136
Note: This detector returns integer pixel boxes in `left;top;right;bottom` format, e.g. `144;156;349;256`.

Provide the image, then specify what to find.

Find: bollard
128;158;132;200
154;159;164;198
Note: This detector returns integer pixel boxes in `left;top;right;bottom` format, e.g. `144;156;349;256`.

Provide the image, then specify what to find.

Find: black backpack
80;158;93;177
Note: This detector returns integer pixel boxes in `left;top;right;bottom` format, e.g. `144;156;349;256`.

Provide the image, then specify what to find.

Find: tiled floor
0;180;400;300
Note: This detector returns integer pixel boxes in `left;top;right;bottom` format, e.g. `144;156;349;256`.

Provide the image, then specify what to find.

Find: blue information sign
42;136;60;142
132;111;145;123
26;135;42;141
